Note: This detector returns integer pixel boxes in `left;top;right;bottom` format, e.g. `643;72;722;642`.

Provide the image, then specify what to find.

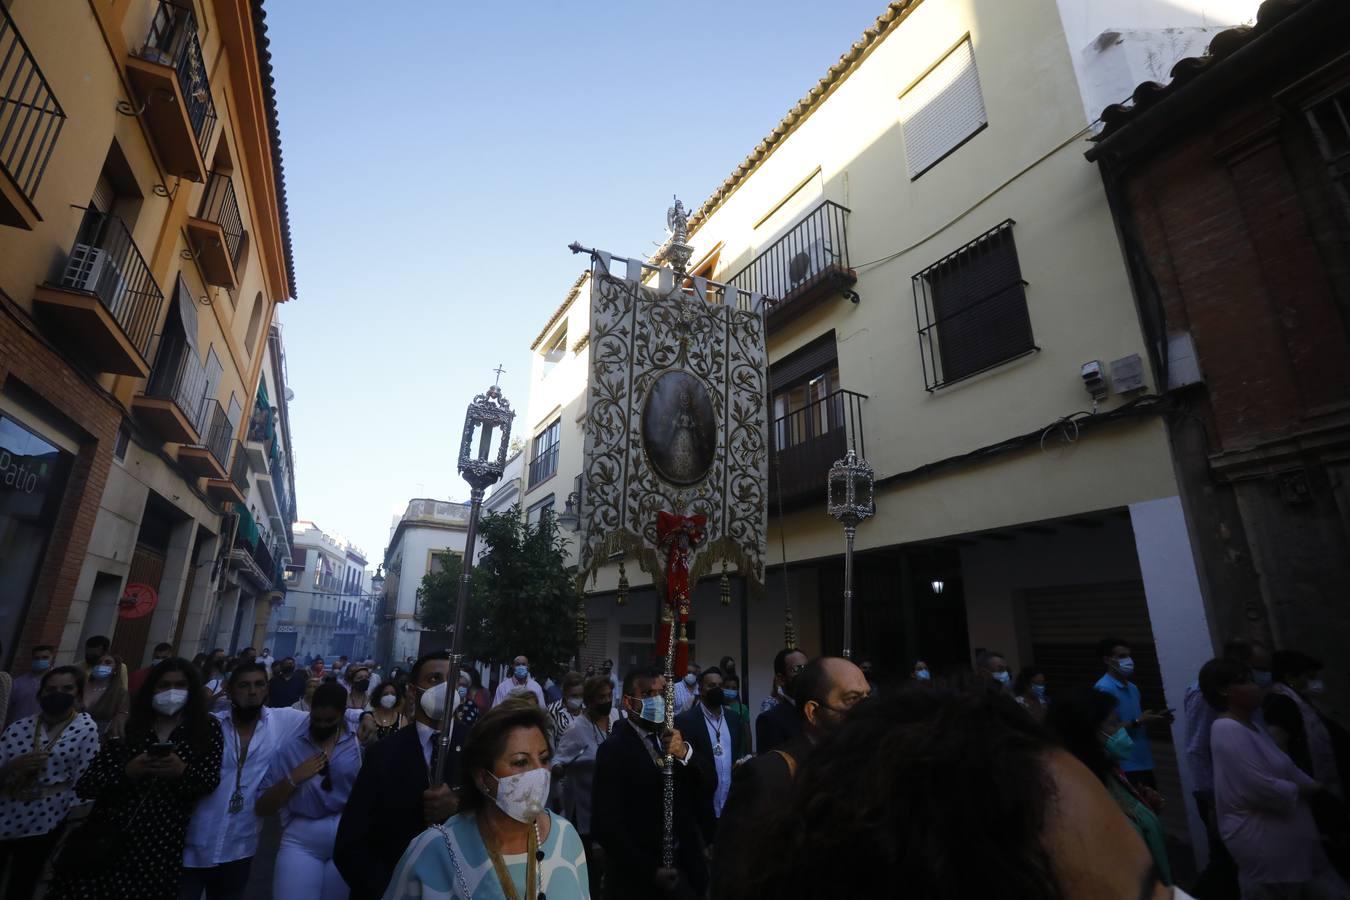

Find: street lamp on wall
827;448;874;660
930;579;945;595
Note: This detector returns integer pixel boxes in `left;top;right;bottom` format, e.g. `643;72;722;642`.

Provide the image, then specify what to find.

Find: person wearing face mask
1013;667;1050;723
346;664;373;710
0;665;100;898
128;642;175;697
592;666;715;898
5;643;55;726
48;657;224;900
676;666;743;844
912;659;933;683
385;701;591;899
454;670;481;728
84;651;129;741
334;652;470;900
1094;637;1172;791
546;672;586;748
720;673;752;755
267;656;306;708
555;675;621;897
756;649;808;754
713;656;870;900
673;662;701;714
180;662;310;899
493;655;546;708
256;682;359;900
1204;657;1350;899
364;679;408;742
1046;687;1172;886
975;649;1012;693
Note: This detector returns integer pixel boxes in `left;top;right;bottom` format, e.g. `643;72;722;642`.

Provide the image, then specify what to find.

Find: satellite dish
285;388;295;402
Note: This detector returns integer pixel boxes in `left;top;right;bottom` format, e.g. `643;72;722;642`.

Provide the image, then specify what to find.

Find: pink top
1211;717;1328;884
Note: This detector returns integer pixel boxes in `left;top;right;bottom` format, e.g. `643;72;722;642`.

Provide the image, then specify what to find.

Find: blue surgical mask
32;659;51;673
92;664;113;679
722;689;738;702
683;673;697;687
1115;657;1136;677
1031;683;1047;699
992;670;1010;684
513;665;529;680
457;685;468;699
915;669;931;681
1104;726;1134;762
639;695;666;724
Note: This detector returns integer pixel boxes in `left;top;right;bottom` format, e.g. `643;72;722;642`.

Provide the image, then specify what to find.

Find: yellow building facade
0;0;294;670
518;0;1264;861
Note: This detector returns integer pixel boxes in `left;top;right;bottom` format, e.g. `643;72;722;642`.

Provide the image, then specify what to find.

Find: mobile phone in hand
149;742;176;757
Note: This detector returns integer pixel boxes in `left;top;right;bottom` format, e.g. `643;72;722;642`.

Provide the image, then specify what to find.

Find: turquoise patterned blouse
383;809;590;899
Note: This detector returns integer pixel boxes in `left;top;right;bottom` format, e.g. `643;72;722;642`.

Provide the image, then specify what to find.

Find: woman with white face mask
545;672;585;749
384;700;591;899
48;658;224;900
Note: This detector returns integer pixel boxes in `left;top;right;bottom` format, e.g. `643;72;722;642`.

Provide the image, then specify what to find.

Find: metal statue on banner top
570;198;771;870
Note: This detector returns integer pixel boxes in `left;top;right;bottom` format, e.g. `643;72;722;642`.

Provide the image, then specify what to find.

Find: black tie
429;731;440;763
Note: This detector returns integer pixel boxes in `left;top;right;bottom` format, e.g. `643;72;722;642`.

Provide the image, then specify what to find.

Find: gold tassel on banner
784;601;798;650
616;560;629;606
719;559;731;606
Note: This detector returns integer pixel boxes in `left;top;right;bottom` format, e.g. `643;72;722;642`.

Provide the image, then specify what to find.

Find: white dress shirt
493;677;545;708
699;706;732;816
183;706;309;867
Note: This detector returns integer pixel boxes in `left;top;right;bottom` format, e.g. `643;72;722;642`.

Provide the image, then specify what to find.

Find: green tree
415;507;576;668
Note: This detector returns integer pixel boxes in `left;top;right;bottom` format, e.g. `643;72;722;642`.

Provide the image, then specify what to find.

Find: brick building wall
0;295;121;660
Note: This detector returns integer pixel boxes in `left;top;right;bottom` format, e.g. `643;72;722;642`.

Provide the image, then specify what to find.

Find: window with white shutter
899;37;987;179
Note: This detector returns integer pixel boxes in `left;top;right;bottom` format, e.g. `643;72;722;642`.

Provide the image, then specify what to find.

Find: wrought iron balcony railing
769;388;867;511
528;443;559;488
727;200;857;329
139;0;216;162
58;209;163;361
197;170;244;265
145;335;208;428
228;439;248;492
198;399;231;471
0;4;64;224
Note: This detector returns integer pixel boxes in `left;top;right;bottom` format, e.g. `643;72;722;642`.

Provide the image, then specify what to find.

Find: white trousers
273;814;348;900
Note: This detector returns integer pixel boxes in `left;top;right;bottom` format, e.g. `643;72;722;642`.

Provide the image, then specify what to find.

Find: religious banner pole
434;372;514;785
571;196;771;873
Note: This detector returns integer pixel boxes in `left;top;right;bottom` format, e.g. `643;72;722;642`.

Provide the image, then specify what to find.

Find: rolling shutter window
226;392;242;437
581;617;609;670
900;37;987;179
769;331;838;390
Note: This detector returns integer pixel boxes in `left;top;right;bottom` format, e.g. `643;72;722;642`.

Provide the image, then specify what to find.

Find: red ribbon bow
656;512;706;677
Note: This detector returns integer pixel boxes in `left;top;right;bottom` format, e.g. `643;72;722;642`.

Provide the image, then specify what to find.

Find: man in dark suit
592;666;716;899
334;652;471;900
712;656;870;900
755;647;808;753
674;666;743;845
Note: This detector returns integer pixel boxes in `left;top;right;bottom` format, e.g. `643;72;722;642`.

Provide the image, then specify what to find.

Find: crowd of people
0;635;1341;899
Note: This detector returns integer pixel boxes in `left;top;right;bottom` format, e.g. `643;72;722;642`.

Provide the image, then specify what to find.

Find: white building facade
269;522;368;662
378;499;470;666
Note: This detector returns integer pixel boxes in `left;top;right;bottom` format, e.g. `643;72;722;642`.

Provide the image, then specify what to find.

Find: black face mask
702;688;724;708
352;679;370;693
310;722;339;741
232;701;263;722
593;701;613;718
39;692;76;717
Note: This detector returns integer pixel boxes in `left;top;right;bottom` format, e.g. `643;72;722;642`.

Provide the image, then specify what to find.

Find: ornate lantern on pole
827;448;874;660
432;374;514;785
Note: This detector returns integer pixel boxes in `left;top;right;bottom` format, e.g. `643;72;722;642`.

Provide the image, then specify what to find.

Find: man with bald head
492;654;545;707
712;656;869;897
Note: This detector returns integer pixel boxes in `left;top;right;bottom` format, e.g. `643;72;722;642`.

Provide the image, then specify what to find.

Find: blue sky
266;1;888;562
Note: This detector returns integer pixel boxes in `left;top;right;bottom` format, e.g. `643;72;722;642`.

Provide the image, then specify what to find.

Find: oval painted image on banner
641;371;716;486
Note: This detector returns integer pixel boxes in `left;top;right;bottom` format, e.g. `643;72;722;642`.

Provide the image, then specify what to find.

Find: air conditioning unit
787;238;829;288
62;244;127;310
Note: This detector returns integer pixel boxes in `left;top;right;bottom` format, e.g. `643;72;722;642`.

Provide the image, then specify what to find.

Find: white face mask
486;767;551;823
153;688;189;716
1306;679;1326;695
992;670;1010;684
379;694;399;709
419;681;449;719
566;696;584;713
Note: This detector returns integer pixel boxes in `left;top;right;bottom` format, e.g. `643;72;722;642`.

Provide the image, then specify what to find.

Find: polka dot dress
47;717;224;900
0;712;100;839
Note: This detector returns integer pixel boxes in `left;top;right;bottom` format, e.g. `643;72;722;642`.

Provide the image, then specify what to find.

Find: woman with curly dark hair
725;684;1182;900
48;657;222;899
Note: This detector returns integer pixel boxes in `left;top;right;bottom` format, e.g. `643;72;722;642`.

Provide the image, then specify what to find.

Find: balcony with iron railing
186;171;245;288
0;4;64;229
527;443;559;488
133;330;209;446
727;200;857;334
245;402;275;470
769;388;867;511
206;439;247;505
33;208;163;377
178;398;231;480
125;0;216;181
